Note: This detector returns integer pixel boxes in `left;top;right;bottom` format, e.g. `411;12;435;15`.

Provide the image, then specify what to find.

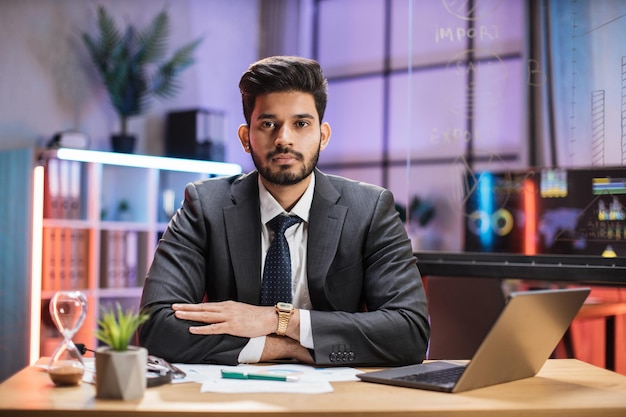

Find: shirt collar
259;173;315;225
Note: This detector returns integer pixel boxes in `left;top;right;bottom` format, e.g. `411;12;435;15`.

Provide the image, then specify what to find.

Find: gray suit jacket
139;169;430;366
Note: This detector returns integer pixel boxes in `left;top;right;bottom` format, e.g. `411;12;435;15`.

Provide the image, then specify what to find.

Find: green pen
221;369;299;382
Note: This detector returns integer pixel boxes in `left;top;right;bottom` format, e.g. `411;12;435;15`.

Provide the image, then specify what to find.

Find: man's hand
173;301;311;363
262;335;314;364
172;301;275;338
172;300;299;339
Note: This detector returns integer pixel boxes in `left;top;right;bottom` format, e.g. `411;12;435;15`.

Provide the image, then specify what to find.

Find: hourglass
48;291;88;386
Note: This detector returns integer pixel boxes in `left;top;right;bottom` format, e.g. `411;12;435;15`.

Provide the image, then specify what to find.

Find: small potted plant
116;199;132;222
81;5;202;153
94;302;150;400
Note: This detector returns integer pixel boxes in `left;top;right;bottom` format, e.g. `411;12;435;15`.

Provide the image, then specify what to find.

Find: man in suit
139;56;430;366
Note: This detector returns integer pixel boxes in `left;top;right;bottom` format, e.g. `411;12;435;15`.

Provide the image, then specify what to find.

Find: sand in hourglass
49;361;84;386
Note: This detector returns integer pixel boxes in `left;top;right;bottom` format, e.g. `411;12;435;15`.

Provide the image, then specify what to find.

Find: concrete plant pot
95;346;147;400
111;134;136;153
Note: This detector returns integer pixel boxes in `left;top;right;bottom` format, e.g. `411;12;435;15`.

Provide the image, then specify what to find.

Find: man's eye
296;121;309;128
262;121;275;128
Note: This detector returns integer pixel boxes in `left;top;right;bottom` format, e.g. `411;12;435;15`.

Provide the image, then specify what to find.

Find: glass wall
314;0;526;252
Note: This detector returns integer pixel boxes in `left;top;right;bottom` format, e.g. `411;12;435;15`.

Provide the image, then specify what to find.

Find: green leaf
95;302;150;351
151;38;203;99
137;9;169;64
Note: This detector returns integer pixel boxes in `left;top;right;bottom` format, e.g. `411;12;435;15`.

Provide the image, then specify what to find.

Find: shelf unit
31;148;242;362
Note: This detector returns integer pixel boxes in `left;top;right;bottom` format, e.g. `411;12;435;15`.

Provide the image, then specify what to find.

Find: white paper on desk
170;363;222;384
172;363;361;394
82;358;96;384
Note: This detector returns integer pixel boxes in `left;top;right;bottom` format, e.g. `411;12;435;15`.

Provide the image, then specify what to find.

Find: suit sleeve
309;188;430;366
138;182;248;365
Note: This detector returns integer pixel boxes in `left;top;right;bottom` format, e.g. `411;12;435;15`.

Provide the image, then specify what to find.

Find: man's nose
275;125;294;147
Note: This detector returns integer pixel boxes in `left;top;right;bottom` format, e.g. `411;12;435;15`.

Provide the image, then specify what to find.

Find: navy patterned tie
260;215;302;306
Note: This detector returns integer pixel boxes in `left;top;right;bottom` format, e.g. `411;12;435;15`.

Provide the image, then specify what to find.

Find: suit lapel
307;171;347;308
224;172;262;304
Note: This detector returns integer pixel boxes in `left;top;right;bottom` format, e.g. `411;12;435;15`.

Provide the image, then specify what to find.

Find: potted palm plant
94;302;150;400
82;6;202;153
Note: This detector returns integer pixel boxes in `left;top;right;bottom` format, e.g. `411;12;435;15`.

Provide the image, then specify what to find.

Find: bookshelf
31;148;242;361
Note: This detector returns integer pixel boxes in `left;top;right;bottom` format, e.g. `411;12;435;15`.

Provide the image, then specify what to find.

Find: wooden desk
1;360;626;416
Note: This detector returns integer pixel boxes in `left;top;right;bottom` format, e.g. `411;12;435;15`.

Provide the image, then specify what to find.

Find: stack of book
41;228;89;291
43;158;82;219
100;230;139;289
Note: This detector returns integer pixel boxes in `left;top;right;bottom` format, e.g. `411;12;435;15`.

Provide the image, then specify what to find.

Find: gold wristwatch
275;302;295;336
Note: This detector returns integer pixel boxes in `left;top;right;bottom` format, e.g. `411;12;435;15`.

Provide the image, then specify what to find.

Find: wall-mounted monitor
416;168;626;285
464;167;626;258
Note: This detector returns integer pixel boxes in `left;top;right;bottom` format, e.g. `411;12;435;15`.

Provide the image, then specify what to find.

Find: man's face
239;91;330;186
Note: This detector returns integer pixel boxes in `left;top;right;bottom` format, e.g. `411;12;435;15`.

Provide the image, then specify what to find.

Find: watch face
276;302;293;311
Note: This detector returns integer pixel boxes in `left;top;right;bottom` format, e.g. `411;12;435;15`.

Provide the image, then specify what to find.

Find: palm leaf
151;38;203;98
97;6;122;61
83;6;123;73
170;37;203;69
136;9;169;64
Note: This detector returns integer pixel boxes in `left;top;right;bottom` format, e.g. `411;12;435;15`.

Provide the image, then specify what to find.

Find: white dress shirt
237;175;315;363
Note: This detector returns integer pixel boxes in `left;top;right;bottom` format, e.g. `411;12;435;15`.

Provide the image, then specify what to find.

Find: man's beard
251;144;320;186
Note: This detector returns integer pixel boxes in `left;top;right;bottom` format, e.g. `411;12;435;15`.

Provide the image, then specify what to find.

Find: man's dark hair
239;56;328;125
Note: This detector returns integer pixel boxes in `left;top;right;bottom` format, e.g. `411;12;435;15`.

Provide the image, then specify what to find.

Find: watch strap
275;303;294;336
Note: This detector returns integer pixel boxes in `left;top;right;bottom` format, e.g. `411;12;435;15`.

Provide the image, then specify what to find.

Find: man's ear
238;124;250;153
320;122;331;151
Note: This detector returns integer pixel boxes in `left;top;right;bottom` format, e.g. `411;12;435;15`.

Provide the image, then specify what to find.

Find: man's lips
273;155;296;163
269;152;301;164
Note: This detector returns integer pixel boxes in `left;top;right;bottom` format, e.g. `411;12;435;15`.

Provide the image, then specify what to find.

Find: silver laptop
357;287;590;393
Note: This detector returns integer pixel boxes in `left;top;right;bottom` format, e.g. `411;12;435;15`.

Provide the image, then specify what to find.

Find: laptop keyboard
392;365;465;385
